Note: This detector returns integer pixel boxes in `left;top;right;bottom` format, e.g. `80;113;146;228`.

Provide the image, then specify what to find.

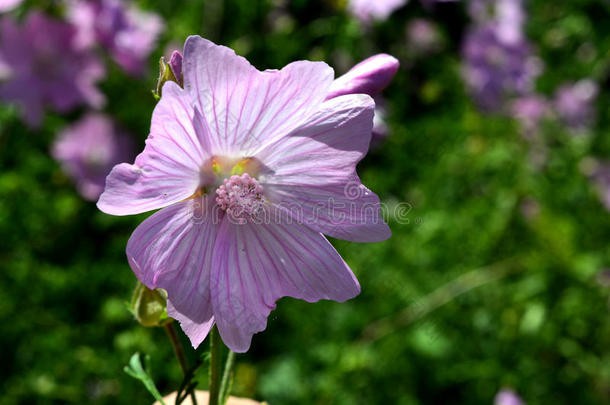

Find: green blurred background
1;0;609;404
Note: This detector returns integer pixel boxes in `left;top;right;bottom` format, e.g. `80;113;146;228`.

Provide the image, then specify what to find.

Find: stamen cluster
215;173;265;219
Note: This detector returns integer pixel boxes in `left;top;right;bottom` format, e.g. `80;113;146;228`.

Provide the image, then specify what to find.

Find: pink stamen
215;173;265;219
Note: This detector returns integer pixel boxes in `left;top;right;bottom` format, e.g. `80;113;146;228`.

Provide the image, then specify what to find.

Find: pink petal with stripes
211;215;360;352
126;197;219;348
256;94;390;242
182;35;334;156
97;82;209;215
257;94;374;185
270;179;391;242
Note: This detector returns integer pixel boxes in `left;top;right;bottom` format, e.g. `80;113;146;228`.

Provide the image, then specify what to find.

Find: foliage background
1;0;609;404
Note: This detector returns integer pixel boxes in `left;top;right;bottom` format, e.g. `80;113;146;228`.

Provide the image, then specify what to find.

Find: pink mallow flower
553;79;598;130
53;113;135;201
0;0;23;13
0;12;105;127
68;0;164;76
97;36;391;352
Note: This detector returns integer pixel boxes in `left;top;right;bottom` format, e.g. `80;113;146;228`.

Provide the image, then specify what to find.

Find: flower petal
126;197;220;348
211;217;360;352
97;82;209;215
269;178;391;242
182;35;334;155
255;94;390;242
256;94;374;185
167;300;215;348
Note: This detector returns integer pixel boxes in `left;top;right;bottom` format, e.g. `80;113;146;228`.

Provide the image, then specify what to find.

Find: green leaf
123;352;166;405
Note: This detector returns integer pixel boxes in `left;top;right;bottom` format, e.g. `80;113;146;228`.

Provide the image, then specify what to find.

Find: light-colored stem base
154;391;261;405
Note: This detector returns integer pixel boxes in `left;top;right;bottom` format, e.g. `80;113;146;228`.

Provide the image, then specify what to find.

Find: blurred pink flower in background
511;95;550;138
68;0;164;75
52;113;135;200
0;0;22;13
553;79;598;130
97;36;391;352
494;388;525;405
347;0;458;21
348;0;407;23
406;18;443;55
0;12;105;127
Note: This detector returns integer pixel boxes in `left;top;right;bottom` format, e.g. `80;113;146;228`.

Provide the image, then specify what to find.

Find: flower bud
326;53;399;99
130;282;171;327
168;50;183;86
154;51;182;99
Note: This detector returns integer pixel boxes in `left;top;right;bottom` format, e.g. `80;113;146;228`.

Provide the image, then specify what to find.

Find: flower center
215;173;265;219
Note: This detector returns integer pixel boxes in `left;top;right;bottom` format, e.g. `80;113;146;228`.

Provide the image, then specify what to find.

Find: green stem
165;323;188;374
208;326;224;405
165;323;197;405
218;350;235;405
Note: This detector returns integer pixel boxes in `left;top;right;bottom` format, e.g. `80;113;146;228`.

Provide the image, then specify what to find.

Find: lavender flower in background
97;36;391;352
462;24;539;112
462;0;541;112
494;388;525;405
469;0;525;44
52;113;135;201
0;0;22;13
347;0;407;23
347;0;457;22
553;79;598;130
68;0;164;76
0;12;105;127
510;95;550;138
495;0;526;45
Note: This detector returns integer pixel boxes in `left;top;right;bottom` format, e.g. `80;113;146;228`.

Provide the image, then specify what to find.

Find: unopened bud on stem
153;51;183;99
130;282;171;327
